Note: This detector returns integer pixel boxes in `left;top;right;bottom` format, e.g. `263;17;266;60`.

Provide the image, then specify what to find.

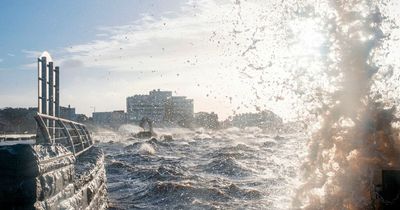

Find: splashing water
294;1;400;208
138;143;156;155
220;0;400;209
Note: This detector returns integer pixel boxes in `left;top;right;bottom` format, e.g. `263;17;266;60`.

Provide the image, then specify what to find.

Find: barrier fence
35;113;93;156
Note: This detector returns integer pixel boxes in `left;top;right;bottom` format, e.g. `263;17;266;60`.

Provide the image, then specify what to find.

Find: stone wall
0;144;107;210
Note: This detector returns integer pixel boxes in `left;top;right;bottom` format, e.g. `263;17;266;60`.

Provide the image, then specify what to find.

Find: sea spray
118;124;143;135
139;143;156;155
293;1;400;209
219;0;400;208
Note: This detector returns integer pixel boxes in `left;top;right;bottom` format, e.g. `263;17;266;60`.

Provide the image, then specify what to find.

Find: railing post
76;124;86;147
59;120;76;155
78;124;90;147
82;126;93;145
71;123;84;151
34;115;51;144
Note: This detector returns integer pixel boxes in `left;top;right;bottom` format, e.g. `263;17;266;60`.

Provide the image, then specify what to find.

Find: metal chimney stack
38;56;47;115
55;66;60;117
37;52;60;118
48;61;54;116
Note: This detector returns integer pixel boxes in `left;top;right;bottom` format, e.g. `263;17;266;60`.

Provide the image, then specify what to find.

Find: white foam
138;143;156;155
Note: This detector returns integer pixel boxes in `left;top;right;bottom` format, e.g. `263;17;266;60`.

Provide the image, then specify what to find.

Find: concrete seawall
0;144;108;209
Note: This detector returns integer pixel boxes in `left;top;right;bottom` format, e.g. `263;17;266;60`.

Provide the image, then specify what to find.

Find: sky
0;0;315;120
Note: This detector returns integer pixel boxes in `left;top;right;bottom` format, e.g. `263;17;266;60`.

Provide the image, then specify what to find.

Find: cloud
21;49;42;59
0;58;3;63
19;62;36;70
14;0;297;119
50;0;241;116
61;2;226;73
60;59;84;69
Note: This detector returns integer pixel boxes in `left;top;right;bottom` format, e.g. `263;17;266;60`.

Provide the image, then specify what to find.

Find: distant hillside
0;108;37;133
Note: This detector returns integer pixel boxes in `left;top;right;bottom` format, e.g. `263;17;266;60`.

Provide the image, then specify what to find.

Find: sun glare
290;19;325;56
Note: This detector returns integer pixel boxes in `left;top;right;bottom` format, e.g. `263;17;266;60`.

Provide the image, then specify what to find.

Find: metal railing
0;134;36;141
35;113;93;156
0;133;36;146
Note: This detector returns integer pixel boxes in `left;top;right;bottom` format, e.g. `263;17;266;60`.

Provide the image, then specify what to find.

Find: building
60;105;76;121
93;110;126;127
126;89;172;122
166;96;194;126
110;110;126;125
126;89;194;126
231;110;282;128
75;114;89;123
194;112;219;129
92;112;111;125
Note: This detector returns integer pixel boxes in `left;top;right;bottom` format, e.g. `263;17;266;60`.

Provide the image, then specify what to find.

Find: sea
94;126;306;209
